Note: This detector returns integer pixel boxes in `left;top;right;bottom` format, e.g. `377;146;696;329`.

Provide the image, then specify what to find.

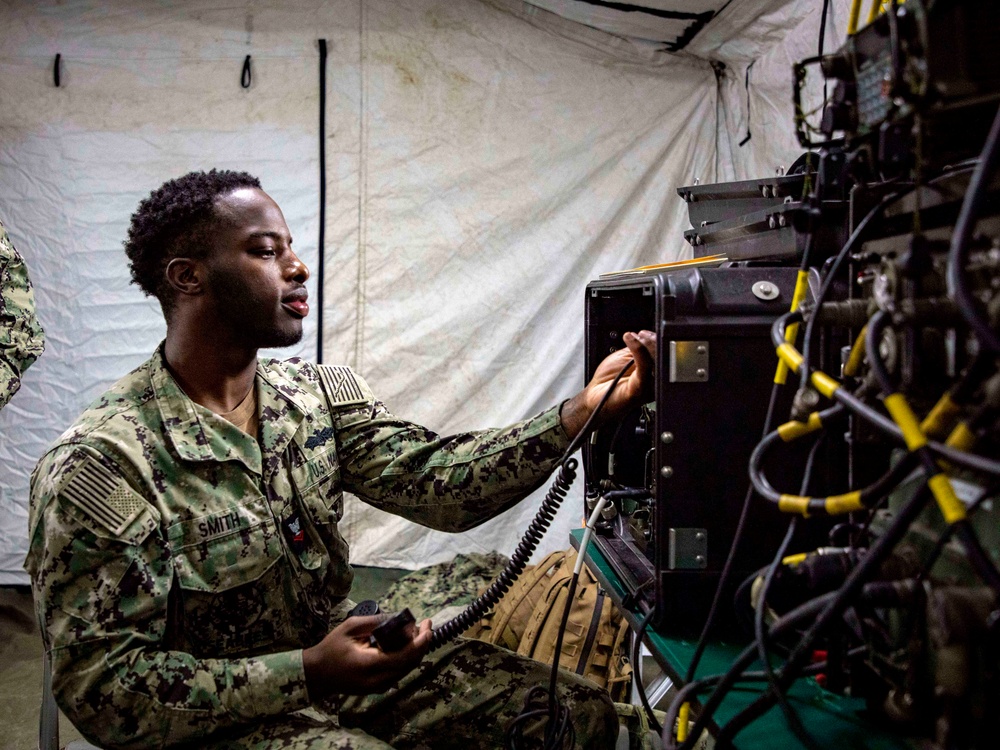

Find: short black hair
124;169;262;315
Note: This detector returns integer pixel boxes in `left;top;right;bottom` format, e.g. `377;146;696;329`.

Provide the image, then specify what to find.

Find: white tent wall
0;0;332;583
0;0;719;581
326;2;718;568
704;0;853;183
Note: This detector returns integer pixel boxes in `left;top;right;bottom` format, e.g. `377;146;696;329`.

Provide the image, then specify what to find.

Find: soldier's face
202;188;310;349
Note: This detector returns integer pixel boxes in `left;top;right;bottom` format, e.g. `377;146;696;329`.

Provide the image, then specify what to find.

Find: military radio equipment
654;2;1000;747
796;0;1000;177
370;608;417;652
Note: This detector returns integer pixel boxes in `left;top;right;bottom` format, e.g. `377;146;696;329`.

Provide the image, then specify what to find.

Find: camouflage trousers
200;638;618;749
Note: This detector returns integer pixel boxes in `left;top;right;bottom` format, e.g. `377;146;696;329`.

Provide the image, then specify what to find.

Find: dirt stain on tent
395;61;419;87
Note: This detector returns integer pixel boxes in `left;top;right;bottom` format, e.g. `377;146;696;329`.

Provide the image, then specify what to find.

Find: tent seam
355;0;368;376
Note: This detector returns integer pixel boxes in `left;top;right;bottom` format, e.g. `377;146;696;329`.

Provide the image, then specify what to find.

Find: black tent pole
317;38;328;364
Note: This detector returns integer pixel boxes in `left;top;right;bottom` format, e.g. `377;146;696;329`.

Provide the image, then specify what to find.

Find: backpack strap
490;550;568;639
575;587;606;674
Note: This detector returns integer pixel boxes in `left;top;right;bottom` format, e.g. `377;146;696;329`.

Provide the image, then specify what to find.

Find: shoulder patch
59;457;146;537
316;365;371;408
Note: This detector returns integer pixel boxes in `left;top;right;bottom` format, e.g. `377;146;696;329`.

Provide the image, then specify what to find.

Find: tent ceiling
524;0;724;50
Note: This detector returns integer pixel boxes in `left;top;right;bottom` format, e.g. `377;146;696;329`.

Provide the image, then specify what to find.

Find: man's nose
286;250;310;283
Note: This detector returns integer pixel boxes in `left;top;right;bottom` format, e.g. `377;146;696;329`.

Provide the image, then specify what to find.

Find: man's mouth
282;290;309;318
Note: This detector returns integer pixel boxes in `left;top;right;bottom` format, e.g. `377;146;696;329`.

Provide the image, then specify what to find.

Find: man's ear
165;257;204;297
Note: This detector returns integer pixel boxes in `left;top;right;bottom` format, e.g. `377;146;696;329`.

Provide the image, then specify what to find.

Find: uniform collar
148;345;310;476
254;357;314;470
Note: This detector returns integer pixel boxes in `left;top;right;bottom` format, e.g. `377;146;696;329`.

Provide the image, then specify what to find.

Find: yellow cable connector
776;343;804;374
869;0;905;23
944;421;976;452
920;392;961;440
677;702;690;743
777;412;824;442
780;491;865;516
775;270;811;385
782;552;809;566
867;0;880;24
843;326;867;378
811;371;841;399
883;393;928;452
779;494;811;516
825;491;865;515
927;472;966;524
848;0;863;34
936;422;976;474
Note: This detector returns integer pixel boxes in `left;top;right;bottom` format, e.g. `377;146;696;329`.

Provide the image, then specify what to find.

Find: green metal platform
570;528;913;749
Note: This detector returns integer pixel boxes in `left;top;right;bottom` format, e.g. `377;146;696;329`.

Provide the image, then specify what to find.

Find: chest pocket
169;504;288;657
289;439;343;526
286;437;353;605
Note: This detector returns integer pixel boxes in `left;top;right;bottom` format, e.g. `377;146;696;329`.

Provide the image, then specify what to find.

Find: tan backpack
466;548;632;701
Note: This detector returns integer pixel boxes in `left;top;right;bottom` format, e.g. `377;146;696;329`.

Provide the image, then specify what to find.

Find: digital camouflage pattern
0;218;45;409
202;639;616;749
26;347;616;748
380;551;509;620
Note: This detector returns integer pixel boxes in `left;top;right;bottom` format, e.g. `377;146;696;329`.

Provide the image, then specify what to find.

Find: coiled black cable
430;360;635;650
429;458;578;649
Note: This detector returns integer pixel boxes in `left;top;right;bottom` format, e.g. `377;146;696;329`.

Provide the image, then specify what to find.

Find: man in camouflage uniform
1;217;45;409
26;170;655;749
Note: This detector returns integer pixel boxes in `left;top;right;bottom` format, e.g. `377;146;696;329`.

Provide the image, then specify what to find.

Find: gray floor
0;567;408;750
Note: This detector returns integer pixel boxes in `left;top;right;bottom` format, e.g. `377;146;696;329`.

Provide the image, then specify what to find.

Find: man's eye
254;248;276;257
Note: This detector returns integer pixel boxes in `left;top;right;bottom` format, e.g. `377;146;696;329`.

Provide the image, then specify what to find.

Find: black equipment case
584;264;830;635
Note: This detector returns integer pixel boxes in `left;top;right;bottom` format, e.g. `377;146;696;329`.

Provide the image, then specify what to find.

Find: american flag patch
60;458;145;537
317;365;369;407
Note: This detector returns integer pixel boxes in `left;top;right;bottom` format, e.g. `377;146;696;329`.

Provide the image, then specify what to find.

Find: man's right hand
302;614;433;698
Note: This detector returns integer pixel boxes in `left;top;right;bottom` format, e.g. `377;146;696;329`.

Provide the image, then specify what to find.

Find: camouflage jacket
26;347;570;749
1;218;45;409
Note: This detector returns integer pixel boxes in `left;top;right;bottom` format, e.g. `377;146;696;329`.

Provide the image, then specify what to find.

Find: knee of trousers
553;671;619;748
451;639;619;747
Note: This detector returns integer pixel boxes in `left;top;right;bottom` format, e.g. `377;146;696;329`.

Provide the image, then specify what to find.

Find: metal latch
668;528;707;569
669;341;709;382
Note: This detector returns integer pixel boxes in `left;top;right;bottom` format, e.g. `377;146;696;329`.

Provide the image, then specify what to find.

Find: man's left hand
560;329;656;439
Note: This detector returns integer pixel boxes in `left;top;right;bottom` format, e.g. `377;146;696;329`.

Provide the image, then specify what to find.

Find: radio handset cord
429;358;635;648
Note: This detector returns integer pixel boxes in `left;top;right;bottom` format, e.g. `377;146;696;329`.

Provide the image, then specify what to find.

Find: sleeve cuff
234;650;311;721
553;401;574;445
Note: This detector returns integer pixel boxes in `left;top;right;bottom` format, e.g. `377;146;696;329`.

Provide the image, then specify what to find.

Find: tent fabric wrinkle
0;0;840;580
525;0;719;48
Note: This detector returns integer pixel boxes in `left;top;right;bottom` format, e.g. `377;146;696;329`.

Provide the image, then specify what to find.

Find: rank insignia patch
283;513;307;553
